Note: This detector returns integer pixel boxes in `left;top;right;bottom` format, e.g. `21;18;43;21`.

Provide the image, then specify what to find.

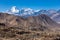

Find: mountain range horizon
1;6;59;24
0;0;60;40
0;6;60;40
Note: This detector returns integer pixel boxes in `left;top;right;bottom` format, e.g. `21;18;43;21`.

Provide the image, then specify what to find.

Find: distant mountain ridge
5;6;60;23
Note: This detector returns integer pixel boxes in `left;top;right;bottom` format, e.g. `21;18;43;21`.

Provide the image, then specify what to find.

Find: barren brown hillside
0;13;60;40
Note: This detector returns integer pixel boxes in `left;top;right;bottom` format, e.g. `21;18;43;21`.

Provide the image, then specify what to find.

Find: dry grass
0;26;60;40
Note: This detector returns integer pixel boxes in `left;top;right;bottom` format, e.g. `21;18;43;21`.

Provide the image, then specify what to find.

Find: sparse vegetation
0;26;60;40
0;13;60;40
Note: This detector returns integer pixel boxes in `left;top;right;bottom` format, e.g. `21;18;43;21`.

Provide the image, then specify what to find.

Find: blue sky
0;0;60;12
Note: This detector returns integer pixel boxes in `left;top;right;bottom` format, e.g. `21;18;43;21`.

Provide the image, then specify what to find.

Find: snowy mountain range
5;6;60;24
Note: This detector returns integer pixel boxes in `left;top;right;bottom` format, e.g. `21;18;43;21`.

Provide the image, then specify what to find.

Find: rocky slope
0;13;60;40
0;13;59;27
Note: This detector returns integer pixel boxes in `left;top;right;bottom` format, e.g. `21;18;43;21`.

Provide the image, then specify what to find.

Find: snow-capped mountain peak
4;6;60;24
10;6;19;13
6;6;40;16
6;6;19;14
21;8;33;11
19;8;35;16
